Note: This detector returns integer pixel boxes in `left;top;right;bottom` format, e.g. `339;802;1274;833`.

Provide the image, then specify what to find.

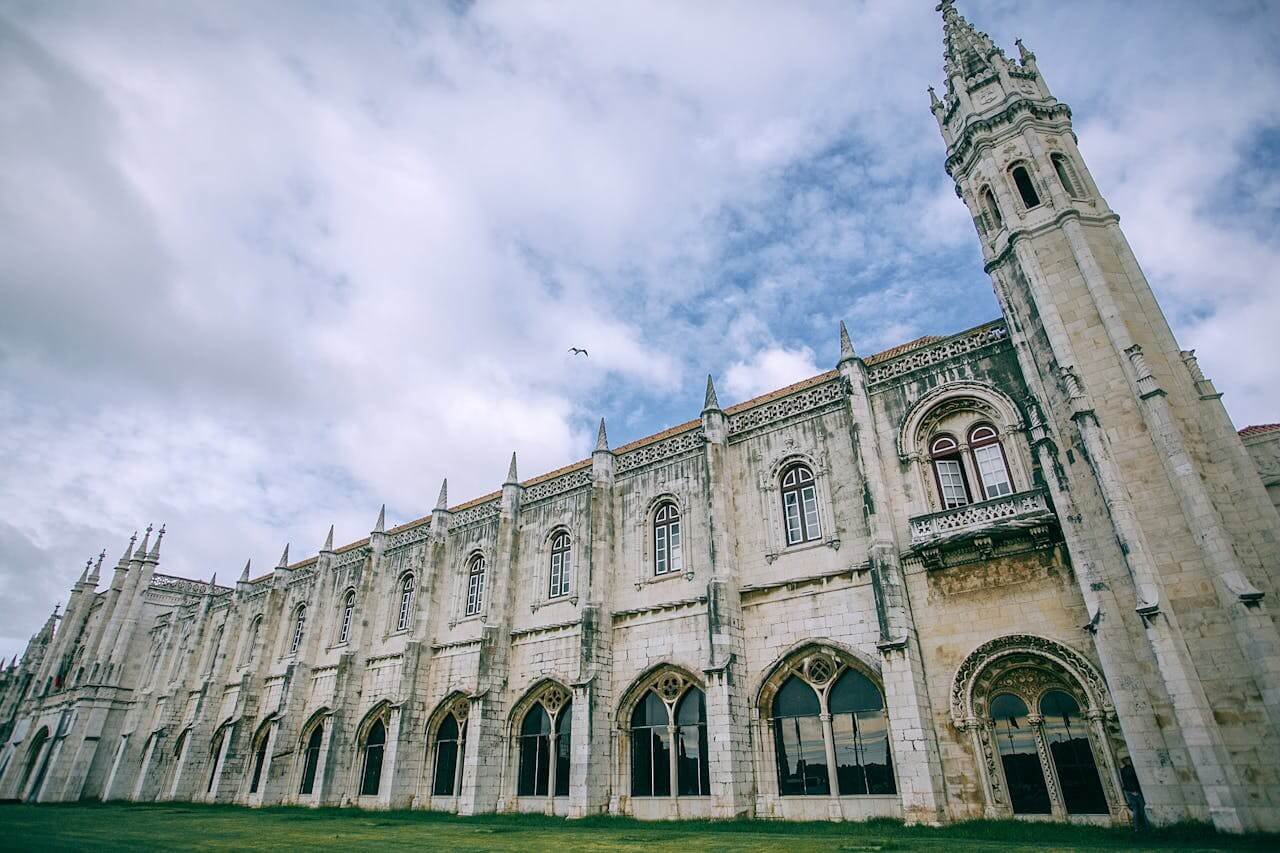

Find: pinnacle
240;560;251;583
134;525;152;559
373;504;386;533
147;523;165;560
505;451;519;485
77;558;91;585
277;544;290;568
206;573;217;594
703;374;721;412
435;479;449;511
90;550;105;582
839;321;858;362
119;532;137;567
322;524;334;552
594;418;609;453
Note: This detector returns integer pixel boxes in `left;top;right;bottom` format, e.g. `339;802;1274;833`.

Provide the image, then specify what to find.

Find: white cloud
724;346;822;402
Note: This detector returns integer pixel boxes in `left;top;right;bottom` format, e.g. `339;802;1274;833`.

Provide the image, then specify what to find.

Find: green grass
0;802;1276;852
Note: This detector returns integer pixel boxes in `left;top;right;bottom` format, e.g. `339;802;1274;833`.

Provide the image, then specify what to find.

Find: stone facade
2;1;1278;832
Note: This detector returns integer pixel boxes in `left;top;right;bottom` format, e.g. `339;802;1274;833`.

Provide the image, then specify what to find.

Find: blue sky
1;0;1279;659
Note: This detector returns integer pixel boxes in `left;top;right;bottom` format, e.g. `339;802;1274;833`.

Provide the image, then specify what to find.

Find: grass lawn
0;803;1277;852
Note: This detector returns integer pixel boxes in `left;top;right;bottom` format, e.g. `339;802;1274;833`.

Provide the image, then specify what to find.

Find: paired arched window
990;689;1108;815
360;717;387;797
1051;153;1083;199
769;659;895;797
629;676;709;798
298;722;324;796
241;615;262;666
548;531;571;599
780;463;822;545
396;574;415;632
930;424;1014;508
517;695;572;797
289;605;306;655
1011;164;1041;209
980;186;1003;231
337;591;355;645
464;555;486;617
653;502;683;576
431;706;467;796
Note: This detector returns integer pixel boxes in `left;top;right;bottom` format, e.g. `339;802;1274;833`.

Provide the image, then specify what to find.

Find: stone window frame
1049;152;1087;201
635;492;696;589
449;546;491;627
331;588;357;648
389;570;416;636
243;715;277;801
239;614;263;669
760;451;840;564
506;678;574;805
288;707;333;805
421;692;471;803
531;523;578;612
978;183;1004;234
614;663;711;802
202;623;226;678
286;603;308;659
949;634;1126;823
204;717;235;800
1007;159;1044;211
350;700;394;801
752;642;897;805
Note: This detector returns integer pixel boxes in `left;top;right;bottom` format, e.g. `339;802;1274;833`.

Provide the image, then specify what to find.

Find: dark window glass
774;675;820;717
465;557;485;616
432;714;461;796
829;669;896;796
1012;166;1041;208
1040;690;1108;815
1052;154;1081;198
299;725;323;795
982;187;1004;230
249;733;268;794
781;464;822;545
360;719;385;796
991;693;1050;814
772;714;828;796
630;690;671;797
555;703;572;797
549;532;571;599
207;730;225;793
675;688;710;795
518;705;551;796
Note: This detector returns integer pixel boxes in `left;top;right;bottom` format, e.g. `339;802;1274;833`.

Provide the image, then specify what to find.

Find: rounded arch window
930;434;972;509
1051;153;1084;199
1040;690;1108;814
548;531;571;599
980;185;1004;231
969;423;1013;499
359;716;387;796
990;693;1050;814
289;605;307;655
628;675;708;798
516;693;572;797
464;555;486;617
298;720;324;796
241;615;262;666
1010;164;1041;209
652;502;683;576
431;705;468;797
780;463;822;545
337;591;356;645
396;573;415;632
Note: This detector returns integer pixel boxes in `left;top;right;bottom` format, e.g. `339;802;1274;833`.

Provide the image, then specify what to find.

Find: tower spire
839;321;857;363
595;418;609;452
703;374;721;412
938;0;1002;85
322;524;334;552
147;524;165;561
373;504;386;533
505;451;519;485
276;544;290;568
240;559;251;583
435;479;448;511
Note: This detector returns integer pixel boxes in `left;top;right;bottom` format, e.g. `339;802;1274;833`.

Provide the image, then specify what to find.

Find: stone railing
909;488;1054;548
868;321;1008;385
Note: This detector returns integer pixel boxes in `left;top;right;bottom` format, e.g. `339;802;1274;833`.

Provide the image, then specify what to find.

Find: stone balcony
909;488;1058;569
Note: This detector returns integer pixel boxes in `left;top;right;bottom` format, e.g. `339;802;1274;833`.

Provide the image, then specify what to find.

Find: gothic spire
373;504;386;533
505;452;519;485
118;532;137;568
205;574;217;595
147;524;165;561
839;321;857;362
703;374;721;412
322;524;334;552
90;550;105;583
938;0;1002;87
435;479;449;511
134;525;152;560
276;544;290;569
240;560;251;583
595;418;609;452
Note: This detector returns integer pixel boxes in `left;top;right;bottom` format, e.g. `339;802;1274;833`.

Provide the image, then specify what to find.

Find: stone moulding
611;595;707;622
867;320;1009;386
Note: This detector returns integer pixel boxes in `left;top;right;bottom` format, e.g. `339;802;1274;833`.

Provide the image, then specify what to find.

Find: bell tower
931;0;1280;833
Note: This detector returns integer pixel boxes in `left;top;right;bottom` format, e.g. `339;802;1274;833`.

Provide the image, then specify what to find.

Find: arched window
930;435;971;509
337;591;355;645
204;626;224;676
629;675;709;798
207;727;227;794
431;708;467;796
969;424;1013;499
990;693;1050;814
360;718;386;797
829;669;895;795
772;676;827;796
464;555;486;617
18;728;50;800
298;723;324;796
396;574;415;632
241;615;262;666
780;463;822;545
653;502;683;576
1051;153;1082;198
289;605;306;655
517;697;572;797
548;531;571;599
248;728;270;795
1040;690;1108;814
1011;165;1041;209
981;186;1004;231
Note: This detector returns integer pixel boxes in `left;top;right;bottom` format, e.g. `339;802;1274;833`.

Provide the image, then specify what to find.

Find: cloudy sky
2;0;1278;660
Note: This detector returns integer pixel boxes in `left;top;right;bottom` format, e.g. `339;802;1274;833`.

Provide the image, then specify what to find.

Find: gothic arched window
360;718;386;797
1040;690;1108;814
930;435;972;508
248;728;270;795
298;722;324;796
464;555;486;617
207;726;227;794
431;707;467;796
1011;164;1041;209
548;531;571;599
204;626;224;676
780;463;822;545
969;424;1013;499
517;697;572;797
981;186;1003;231
241;615;262;666
629;675;709;798
337;591;355;645
289;605;306;655
653;502;683;576
1051;153;1083;199
396;573;415;632
990;693;1051;814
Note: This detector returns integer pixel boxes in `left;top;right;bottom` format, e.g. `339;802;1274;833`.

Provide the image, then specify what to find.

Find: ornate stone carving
727;379;845;437
616;428;706;473
451;499;500;529
868;321;1008;385
910;488;1055;548
523;467;592;505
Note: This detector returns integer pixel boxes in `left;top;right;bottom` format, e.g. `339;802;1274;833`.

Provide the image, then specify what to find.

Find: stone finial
839;321;857;363
322;524;334;552
1015;37;1035;63
435;479;449;511
276;544;290;569
928;85;942;109
373;504;386;533
240;560;251;583
134;525;152;559
594;418;609;453
505;451;519;485
146;524;165;561
118;532;137;567
703;374;721;412
90;550;105;583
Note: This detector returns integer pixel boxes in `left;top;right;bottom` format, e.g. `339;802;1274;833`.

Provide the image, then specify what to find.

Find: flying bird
568;347;589;357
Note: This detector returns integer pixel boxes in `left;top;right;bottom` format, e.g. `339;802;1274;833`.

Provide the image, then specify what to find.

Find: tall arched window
1051;153;1082;198
772;676;827;796
289;605;306;655
248;728;270;795
990;693;1050;814
653;502;683;576
548;531;571;599
969;424;1013;499
1011;165;1041;209
981;186;1004;231
298;722;324;796
396;574;415;632
930;435;971;509
241;615;262;666
360;718;386;797
829;669;895;795
629;675;709;798
206;727;227;794
464;555;486;617
337;591;355;645
516;697;572;797
204;626;224;676
431;707;467;796
1040;690;1108;814
780;463;821;545
18;728;49;801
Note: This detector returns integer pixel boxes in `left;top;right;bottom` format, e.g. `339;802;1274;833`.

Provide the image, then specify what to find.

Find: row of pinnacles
2;1;1279;832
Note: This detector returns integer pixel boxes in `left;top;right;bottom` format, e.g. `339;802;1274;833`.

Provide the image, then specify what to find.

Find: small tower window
1051;153;1083;199
548;531;571;599
981;186;1003;231
1011;165;1041;209
465;555;486;617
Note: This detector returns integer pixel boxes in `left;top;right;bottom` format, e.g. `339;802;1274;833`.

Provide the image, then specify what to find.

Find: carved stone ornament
656;672;687;702
538;685;569;716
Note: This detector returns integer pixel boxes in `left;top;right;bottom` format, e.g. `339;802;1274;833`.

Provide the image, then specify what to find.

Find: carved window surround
759;448;840;563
